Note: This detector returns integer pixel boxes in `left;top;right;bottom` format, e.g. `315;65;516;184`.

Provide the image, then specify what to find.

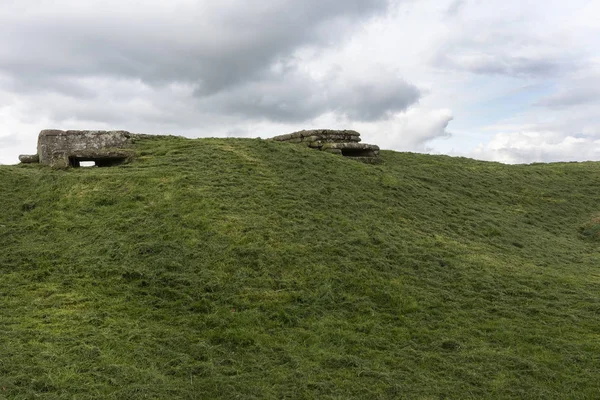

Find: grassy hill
1;135;599;399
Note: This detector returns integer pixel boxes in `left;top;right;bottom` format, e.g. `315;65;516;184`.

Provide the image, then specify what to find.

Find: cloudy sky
1;0;599;164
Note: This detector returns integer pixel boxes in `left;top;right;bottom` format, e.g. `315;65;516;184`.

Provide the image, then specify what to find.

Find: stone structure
20;130;135;168
18;128;381;167
271;129;380;162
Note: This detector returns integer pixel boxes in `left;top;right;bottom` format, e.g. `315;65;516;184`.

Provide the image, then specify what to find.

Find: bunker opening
341;148;377;158
69;156;127;168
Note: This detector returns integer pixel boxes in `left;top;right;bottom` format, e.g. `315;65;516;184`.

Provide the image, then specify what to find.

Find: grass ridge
1;136;599;399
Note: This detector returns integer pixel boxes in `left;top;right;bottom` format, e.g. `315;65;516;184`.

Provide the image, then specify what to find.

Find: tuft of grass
579;215;600;242
1;136;600;398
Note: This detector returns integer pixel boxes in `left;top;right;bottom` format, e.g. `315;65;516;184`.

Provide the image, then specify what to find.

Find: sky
1;0;599;165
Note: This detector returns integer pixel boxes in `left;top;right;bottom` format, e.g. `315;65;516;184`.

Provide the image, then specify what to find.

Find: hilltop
1;135;599;398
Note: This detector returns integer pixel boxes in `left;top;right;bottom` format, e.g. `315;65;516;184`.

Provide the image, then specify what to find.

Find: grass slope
1;136;599;399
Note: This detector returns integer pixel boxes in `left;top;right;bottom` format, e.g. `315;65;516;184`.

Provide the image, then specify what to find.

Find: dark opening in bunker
341;148;376;158
69;156;127;168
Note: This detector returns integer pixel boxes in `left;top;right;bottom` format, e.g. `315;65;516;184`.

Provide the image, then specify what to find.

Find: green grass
1;135;599;399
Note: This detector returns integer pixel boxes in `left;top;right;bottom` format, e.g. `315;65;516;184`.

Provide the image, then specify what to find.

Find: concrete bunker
270;129;380;162
341;148;377;157
20;130;135;168
68;153;129;168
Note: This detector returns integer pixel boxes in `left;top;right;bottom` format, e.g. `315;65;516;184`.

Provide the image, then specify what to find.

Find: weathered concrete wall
321;142;379;156
272;129;361;145
271;129;380;161
36;130;133;166
18;154;39;163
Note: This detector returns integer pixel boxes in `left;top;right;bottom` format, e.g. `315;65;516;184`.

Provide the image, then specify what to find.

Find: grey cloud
434;30;569;78
467;57;561;77
0;0;389;92
3;75;98;99
0;0;423;125
435;50;564;78
331;78;420;121
445;0;466;16
208;67;420;122
536;75;600;108
538;89;600;108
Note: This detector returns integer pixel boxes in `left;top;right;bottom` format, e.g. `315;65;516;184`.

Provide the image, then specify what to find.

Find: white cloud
471;131;600;164
351;107;453;151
